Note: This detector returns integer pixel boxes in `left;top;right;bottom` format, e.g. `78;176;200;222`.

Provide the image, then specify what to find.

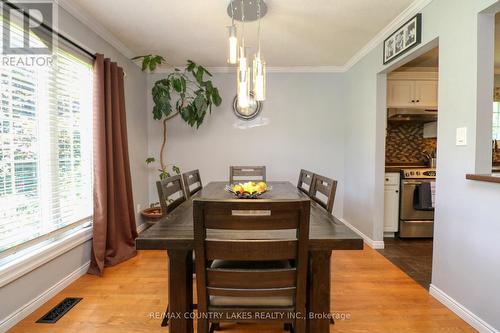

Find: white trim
0;261;90;332
150;65;345;74
429;284;499;333
0;226;92;288
338;217;385;249
55;0;135;59
343;0;433;71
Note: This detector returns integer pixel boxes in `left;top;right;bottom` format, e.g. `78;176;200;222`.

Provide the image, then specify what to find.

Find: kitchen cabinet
384;173;400;233
387;80;415;108
387;71;438;109
414;80;438;109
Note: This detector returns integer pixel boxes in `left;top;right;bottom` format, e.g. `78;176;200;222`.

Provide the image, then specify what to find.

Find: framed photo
383;13;422;64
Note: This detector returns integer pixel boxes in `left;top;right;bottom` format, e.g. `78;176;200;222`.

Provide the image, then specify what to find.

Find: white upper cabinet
414;80;438;109
387;70;438;109
387;80;415;108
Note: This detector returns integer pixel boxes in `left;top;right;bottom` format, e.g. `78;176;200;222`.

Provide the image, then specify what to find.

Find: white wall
147;72;345;217
342;0;500;330
0;4;149;330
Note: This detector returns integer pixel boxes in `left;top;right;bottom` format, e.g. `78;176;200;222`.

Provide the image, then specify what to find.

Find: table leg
167;249;194;333
306;250;332;333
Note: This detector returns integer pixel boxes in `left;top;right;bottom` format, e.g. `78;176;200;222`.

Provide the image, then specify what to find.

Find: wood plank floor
9;246;475;333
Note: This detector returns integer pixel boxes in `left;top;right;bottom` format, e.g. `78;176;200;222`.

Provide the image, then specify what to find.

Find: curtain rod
2;0;96;60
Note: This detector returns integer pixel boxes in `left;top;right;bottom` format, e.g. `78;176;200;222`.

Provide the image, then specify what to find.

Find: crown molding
149;65;345;75
343;0;433;71
55;0;135;59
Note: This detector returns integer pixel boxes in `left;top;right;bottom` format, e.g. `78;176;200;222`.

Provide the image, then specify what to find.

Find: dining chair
182;169;203;198
297;169;314;195
193;199;310;333
156;174;187;216
229;165;266;184
310;174;338;214
155;174;188;327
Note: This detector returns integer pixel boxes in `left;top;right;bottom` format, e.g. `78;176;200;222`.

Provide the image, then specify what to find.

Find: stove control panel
401;168;436;179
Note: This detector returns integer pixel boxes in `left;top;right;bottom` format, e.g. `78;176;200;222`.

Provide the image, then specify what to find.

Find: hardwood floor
9;246;475;333
377;237;433;289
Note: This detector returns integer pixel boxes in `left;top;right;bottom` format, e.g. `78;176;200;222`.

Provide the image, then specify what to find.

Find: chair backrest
182;169;203;198
156;174;187;215
297;169;314;194
229;165;266;184
310;174;337;214
194;200;310;318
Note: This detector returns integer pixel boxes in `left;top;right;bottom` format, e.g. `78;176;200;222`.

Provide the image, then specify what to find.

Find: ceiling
402;48;439;67
68;0;416;67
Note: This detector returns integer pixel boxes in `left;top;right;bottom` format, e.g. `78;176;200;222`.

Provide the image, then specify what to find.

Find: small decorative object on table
225;181;271;199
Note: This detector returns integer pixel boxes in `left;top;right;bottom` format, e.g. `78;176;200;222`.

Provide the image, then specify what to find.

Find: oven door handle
403;181;424;185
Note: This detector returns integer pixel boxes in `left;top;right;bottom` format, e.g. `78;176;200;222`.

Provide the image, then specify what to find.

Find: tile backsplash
386;122;500;165
386;122;436;165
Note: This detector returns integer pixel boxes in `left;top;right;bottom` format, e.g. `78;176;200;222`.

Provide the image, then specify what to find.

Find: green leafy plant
133;55;222;179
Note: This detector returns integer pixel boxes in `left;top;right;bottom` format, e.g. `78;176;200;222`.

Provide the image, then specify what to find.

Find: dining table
136;181;364;333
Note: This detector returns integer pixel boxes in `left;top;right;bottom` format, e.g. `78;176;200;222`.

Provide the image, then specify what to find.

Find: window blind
493;102;500;140
0;16;93;255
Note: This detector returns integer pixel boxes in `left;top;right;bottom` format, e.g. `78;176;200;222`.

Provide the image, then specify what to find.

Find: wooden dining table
136;181;363;333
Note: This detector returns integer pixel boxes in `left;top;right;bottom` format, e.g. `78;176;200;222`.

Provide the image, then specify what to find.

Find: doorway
379;47;439;290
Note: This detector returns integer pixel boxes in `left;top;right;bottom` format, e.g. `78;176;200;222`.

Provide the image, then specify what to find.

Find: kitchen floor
377;237;433;289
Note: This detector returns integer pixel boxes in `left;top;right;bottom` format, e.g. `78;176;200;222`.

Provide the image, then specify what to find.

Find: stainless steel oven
399;169;435;238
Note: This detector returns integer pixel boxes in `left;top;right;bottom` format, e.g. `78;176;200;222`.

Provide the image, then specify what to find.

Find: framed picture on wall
383;14;422;64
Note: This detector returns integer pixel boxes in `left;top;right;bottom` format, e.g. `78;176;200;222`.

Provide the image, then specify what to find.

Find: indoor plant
133;55;222;217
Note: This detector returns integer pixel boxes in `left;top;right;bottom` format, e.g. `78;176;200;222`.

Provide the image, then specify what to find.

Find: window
0;17;93;255
493;102;500;140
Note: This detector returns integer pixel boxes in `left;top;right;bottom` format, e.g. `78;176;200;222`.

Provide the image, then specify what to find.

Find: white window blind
493;102;500;140
0;16;93;254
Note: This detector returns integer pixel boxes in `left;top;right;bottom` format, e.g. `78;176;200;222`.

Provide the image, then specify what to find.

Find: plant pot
141;207;163;221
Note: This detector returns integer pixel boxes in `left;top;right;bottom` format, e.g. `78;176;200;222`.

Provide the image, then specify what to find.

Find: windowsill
465;174;500;184
0;225;93;288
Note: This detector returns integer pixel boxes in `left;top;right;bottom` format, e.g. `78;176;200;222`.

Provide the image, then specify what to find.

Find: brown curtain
88;54;138;276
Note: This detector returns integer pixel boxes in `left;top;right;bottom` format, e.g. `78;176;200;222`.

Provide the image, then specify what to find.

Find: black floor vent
36;297;82;323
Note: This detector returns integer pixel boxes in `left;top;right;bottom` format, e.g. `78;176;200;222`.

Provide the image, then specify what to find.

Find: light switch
456;127;467;146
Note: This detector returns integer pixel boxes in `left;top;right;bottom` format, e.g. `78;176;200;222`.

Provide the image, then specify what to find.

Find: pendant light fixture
253;0;266;101
227;1;238;64
237;0;250;108
226;0;268;108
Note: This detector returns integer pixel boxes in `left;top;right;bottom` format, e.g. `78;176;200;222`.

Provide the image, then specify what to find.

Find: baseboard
0;261;90;332
337;218;385;249
429;284;499;333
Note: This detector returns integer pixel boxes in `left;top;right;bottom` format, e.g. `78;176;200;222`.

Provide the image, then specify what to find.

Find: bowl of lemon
225;181;270;199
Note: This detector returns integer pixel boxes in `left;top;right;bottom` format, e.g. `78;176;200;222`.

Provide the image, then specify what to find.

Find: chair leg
198;318;209;333
294;319;306;333
209;322;220;333
161;304;169;327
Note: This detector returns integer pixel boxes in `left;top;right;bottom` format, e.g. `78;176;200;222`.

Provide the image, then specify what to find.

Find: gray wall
147;72;345;218
342;0;500;329
0;4;149;327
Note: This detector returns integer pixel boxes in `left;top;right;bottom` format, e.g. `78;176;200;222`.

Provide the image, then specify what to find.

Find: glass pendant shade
237;45;250;108
227;25;238;64
253;53;266;101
